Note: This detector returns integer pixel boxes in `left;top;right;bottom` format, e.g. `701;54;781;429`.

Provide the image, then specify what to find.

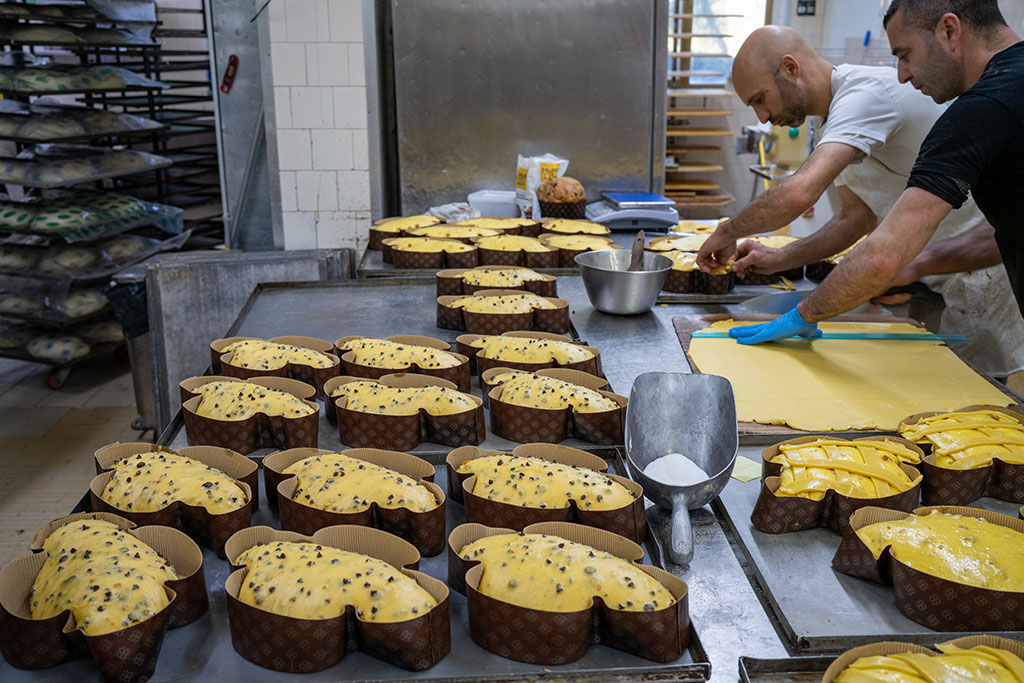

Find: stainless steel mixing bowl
574;249;673;315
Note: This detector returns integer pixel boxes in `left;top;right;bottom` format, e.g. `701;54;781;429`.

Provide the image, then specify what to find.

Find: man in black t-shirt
730;0;1024;345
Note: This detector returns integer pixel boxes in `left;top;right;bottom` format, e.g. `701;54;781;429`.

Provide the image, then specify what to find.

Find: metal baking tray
14;452;711;682
716;445;1024;654
738;655;834;682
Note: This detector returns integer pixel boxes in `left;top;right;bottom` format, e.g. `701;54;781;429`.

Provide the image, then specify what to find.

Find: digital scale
585;191;679;231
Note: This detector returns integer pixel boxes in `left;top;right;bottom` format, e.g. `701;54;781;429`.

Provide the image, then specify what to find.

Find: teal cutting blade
691;331;969;342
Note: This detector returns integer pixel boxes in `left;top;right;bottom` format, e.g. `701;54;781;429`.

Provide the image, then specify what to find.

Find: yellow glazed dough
675;220;718;234
899;409;1024;470
687;321;1013;431
855;511;1024;592
374;215;441;232
450;293;556;314
475;235;552;253
461;268;547;288
774;444;920;500
664;251;699;272
102;451;247;514
236;541;436;622
459;533;673;612
543;219;608;235
283;453;439;512
331;380;476;415
542;234;620;251
773;439;922;466
469;335;594;364
491;372;618;413
747;235;800;249
387;237;474;253
456;217;536;229
30;520;177;635
835;645;1024;683
407;225;498;239
223;339;334;370
338;338;462;369
457;454;634;510
648;234;707;252
193;380;316;420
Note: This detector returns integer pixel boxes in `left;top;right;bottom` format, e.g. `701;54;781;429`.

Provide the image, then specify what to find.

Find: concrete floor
0;354;149;564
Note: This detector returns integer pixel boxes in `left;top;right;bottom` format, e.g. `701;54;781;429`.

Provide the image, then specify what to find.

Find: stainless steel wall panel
391;0;662;213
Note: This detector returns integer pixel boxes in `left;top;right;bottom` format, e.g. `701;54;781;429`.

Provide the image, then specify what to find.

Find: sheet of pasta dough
687;320;1012;431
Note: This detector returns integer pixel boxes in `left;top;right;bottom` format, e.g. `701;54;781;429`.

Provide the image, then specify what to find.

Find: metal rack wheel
46;367;70;389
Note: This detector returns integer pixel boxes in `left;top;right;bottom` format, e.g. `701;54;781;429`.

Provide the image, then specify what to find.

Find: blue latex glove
729;307;821;345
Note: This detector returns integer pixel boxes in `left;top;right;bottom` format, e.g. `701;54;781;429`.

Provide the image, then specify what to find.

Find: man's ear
936;12;962;50
780;54;800;79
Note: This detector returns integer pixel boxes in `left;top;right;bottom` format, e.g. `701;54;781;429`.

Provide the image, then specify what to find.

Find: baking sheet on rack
716;445;1024;654
0;459;710;682
738;655;835;683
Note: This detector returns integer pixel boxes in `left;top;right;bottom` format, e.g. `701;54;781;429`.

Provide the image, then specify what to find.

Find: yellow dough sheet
687;320;1012;432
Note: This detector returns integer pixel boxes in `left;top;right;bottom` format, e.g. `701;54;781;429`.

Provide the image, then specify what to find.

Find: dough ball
0;293;42;314
30;205;102;233
33;159;95;187
14;68;65;92
536;176;585;203
8;25;79;44
27;334;90;361
101;235;147;260
92;193;143;218
0;160;29;184
0;203;38;229
75;320;123;344
61;289;108;318
0;245;39;270
78;67;126;90
17;116;90;141
95;151;146;174
38;246;97;274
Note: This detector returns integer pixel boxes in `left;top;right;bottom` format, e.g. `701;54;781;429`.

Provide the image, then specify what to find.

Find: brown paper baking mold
322;374;485;450
209;335;340;399
487;378;626;446
750;461;922;535
538;200;587;220
262;447;446;556
662;269;696;294
435;266;558;297
446;444;646;543
223;524;449;673
807;261;836;282
831;505;1024;632
0;512;206;681
436;288;571;335
820;635;1024;683
759;435;925;482
179;375;320;455
381;238;479;269
368;216;443;250
696;271;735;295
446;521;688;665
455;330;602;377
334;334;472;392
91;442;257;557
899;404;1024;506
537;233;623;268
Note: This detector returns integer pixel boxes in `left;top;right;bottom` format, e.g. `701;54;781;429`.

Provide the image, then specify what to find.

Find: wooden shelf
668;52;731;59
667;109;730;117
666;144;721;154
666;178;721;191
666;161;724;172
667;87;734;98
670;191;736;209
669;33;732;39
666;127;733;137
668;70;725;79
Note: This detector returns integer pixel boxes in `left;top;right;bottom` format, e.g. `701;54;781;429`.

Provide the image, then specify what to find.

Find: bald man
695;24;1024;379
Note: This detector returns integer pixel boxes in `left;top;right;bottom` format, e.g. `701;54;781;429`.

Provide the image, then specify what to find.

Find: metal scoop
624;372;737;566
627;230;646;271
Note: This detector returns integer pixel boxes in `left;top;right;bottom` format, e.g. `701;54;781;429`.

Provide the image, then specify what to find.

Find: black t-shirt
908;41;1024;311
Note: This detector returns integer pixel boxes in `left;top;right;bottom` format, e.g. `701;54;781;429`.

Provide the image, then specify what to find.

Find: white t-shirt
811;64;1024;376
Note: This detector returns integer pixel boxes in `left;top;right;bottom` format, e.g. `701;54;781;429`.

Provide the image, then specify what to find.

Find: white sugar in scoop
643;452;710;487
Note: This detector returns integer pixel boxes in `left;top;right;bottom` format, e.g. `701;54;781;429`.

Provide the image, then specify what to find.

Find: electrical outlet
797;0;816;16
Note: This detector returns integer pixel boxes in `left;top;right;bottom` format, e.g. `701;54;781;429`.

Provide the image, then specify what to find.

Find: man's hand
732;240;787;278
871;260;924;305
696;222;737;272
729;307;821;345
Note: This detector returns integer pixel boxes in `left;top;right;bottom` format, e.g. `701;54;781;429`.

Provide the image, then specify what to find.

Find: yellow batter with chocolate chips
284;453;439;513
475;234;552;252
774;445;920;500
456;217;535;230
338;338;462;369
461;267;547;288
406;224;498;239
374;215;441;232
235;541;436;622
102;451;247;514
468;335;595;364
542;219;609;235
542;235;619;252
899;409;1024;470
222;339;334;371
450;293;556;314
387;237;475;253
835;644;1024;683
330;380;476;415
30;520;178;635
193;380;316;421
456;454;634;510
490;372;617;412
459;533;673;612
855;511;1024;592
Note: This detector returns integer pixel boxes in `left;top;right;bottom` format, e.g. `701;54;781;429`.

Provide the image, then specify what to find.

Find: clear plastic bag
0;144;172;188
0;100;163;142
0;190;183;241
0;64;166;93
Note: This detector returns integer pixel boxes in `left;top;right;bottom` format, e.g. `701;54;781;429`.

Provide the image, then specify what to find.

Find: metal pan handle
669;493;694;566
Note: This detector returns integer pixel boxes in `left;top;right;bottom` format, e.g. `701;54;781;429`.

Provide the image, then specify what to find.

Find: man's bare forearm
772;207;872;270
797;188;953;322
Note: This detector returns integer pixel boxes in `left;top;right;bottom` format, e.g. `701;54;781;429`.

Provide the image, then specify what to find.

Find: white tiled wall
265;0;372;251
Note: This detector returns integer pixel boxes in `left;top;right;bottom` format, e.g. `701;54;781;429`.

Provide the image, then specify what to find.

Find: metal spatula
628;230;646;271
